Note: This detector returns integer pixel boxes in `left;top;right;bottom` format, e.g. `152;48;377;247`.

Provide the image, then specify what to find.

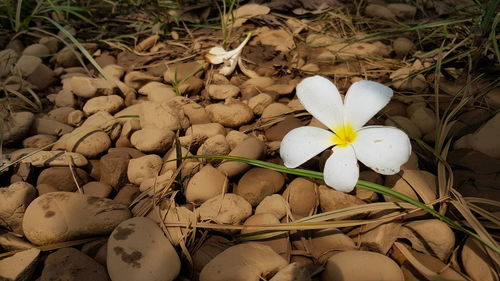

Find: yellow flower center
331;123;358;147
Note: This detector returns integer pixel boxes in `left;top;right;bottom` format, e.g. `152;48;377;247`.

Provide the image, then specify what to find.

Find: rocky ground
0;0;499;281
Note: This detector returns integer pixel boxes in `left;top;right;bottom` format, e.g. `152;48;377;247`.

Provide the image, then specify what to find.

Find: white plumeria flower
205;33;251;76
280;76;411;192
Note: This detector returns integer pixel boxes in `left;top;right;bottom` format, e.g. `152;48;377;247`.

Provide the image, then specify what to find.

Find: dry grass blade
450;189;500;266
393;242;473;281
0;237;102;258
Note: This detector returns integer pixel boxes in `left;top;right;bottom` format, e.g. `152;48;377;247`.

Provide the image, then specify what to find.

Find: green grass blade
188;154;500;254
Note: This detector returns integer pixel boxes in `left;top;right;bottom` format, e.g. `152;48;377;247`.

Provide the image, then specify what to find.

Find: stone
261;103;292;119
139;82;177;103
15;55;41;76
23;192;131;245
21;151;88;167
0;182;36;234
385;116;422;139
47;107;75;124
124;71;160;89
1;112;34;145
140;101;189;131
199;243;287;281
183;123;226;148
22;134;57;149
185;164;229;204
192;236;232;276
147;203;194;246
225;130;248;149
218;137;265;177
384;170;437;205
255;194;288;220
241;214;289;258
39;36;59;53
160;146;200;176
0;248;40;281
113;184;140;205
206;100;254;128
321;251;404;281
207;84;240;99
196;134;231;164
32;118;73;136
461;237;498;281
349;211;401;254
41;247;109;281
197;193;252;225
127;154;163;185
292;228;356;263
470;113;500;158
269;263;311;281
0;232;33;251
102;64;125;80
99;152;131;189
409;106;435;135
37;167;91;192
365;4;395;20
399;219;455;261
241;77;275;89
107;217;181;281
265;116;302;141
393;37;414;57
83;95;124;115
22;43;50;57
68;76;115;98
65;128;112;158
248;93;273;115
130;128;175;154
182;103;209;125
83;181;113;198
283;178;318;218
485;88;500;109
163;61;204;83
319;185;365;214
67;110;84;126
387;3;417;19
234;168;285;206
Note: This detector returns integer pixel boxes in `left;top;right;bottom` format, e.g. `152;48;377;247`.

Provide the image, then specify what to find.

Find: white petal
344;80;393;130
352;126;411;175
205;33;251;65
280;126;335;168
296;76;344;130
323;145;359;192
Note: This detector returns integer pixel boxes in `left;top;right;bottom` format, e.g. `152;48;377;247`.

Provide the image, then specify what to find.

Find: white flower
280;76;411;192
205;33;251;76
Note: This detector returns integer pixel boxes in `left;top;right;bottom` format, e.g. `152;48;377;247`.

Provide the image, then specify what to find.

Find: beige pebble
127;154;163;185
0;182;36;234
197;193;252;225
234;167;285;206
199;243;287;281
206;100;254;128
283;178;318;218
218;137;265;177
321;250;404;281
255;194;289;220
21;150;88;167
23;192;131;245
130;128;175;153
107;217;180;281
185;164;228;204
83;95;124;115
